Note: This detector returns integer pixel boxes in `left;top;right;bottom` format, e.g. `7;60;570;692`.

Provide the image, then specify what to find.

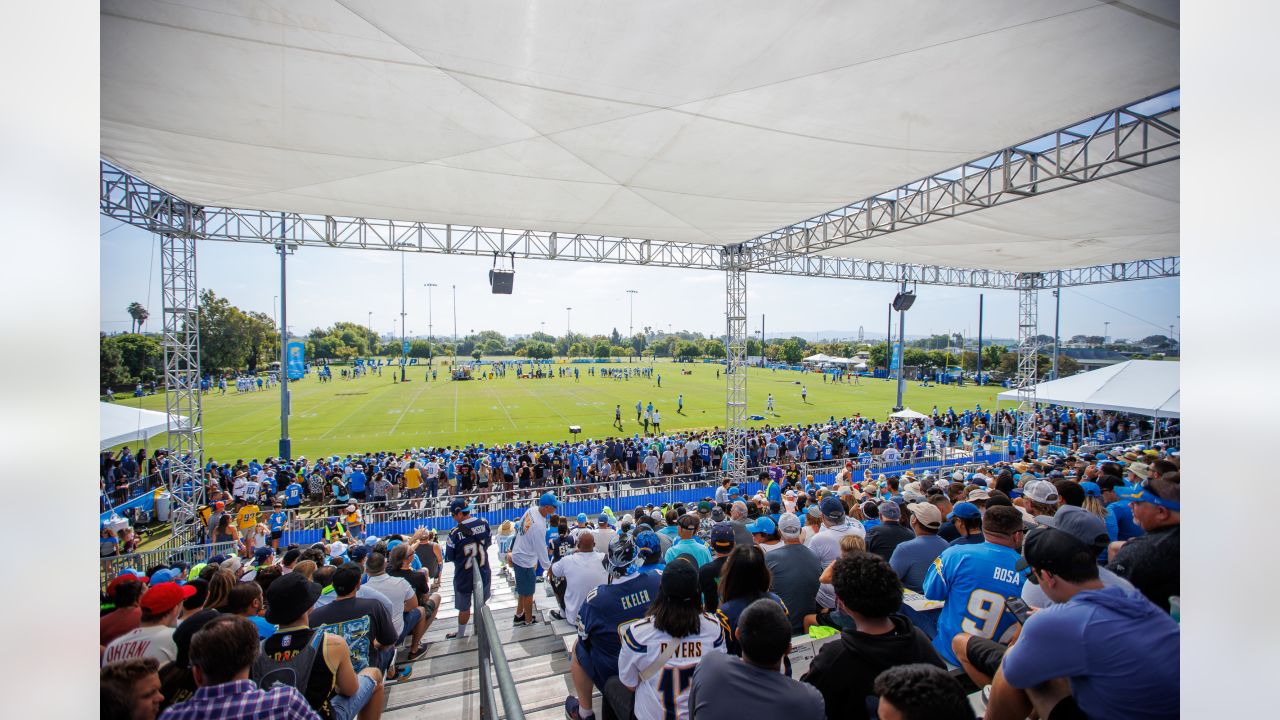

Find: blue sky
100;216;1178;343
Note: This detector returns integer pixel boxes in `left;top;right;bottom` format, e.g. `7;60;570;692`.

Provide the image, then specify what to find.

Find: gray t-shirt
766;543;823;635
688;649;825;720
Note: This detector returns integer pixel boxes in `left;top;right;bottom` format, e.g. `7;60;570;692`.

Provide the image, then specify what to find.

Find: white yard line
388;379;433;437
484;381;519;430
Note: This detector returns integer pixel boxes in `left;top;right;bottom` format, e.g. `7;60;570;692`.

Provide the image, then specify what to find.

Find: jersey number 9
960;589;1017;643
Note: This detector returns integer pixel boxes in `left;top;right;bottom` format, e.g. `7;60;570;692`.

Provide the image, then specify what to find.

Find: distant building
1040;347;1128;370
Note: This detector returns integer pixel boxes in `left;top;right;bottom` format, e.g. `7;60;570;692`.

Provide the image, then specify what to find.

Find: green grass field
119;360;998;461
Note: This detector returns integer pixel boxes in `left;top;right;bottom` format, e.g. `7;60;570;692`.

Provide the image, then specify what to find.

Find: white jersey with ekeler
618;614;726;720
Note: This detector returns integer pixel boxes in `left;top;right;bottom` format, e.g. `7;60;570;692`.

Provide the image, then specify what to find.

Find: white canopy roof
997;360;1179;417
101;1;1178;272
891;408;930;420
803;353;832;363
100;402;187;451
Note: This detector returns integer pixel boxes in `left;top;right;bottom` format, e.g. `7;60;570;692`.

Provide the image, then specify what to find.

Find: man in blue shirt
985;525;1180;720
889;503;949;593
283;477;303;509
347;465;368;501
664;514;713;568
564;536;661;720
1098;476;1145;541
267;503;288;550
922;506;1026;665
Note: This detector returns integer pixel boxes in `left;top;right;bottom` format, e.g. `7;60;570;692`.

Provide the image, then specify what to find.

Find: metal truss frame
723;247;750;484
156;206;206;544
1014;275;1041;449
101;162;1177;289
741;89;1180;265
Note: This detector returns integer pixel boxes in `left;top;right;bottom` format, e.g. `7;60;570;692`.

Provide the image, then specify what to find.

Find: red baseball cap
140;582;197;614
106;573;148;597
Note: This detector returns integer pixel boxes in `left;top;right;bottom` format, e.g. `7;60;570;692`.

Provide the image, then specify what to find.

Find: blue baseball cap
576;513;588;523
149;568;179;585
819;497;845;522
1080;481;1102;498
348;545;371;562
448;498;473;515
946;502;981;521
747;516;777;535
538;492;558;508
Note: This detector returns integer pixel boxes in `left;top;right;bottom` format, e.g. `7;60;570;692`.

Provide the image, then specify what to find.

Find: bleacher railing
473;561;524;720
100;540;239;593
276;448;1011;547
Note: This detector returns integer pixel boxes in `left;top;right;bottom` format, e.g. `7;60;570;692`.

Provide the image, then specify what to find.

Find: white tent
101;1;1178;272
890;408;930;420
100;402;187;451
996;360;1179;418
803;353;832;363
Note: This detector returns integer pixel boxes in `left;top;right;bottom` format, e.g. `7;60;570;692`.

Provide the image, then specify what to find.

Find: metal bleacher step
383;546;606;720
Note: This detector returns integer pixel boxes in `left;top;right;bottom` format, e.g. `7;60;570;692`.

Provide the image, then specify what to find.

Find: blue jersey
575;572;661;683
444;516;492;594
923;541;1025;665
284;483;303;507
268;512;288;532
348;471;367;493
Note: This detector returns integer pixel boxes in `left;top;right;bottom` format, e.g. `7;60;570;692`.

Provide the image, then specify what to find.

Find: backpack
251;629;324;693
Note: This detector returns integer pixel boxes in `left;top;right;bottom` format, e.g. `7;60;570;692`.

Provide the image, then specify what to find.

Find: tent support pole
724;246;749;485
158;203;205;544
1014;274;1041;454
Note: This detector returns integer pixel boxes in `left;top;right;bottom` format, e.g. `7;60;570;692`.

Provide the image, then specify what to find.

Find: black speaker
489;269;514;294
892;290;916;312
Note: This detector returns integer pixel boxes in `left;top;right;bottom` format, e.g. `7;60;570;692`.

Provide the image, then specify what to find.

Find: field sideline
118;360;998;461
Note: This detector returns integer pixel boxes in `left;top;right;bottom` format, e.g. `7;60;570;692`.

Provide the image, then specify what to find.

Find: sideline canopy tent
100;402;186;451
890;408;930;420
996;360;1179;418
100;1;1178;271
803;353;832;363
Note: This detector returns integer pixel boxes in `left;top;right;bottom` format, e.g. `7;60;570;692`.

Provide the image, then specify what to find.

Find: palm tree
127;302;149;334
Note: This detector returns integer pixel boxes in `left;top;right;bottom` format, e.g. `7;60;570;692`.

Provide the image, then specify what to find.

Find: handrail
473;561;524;720
100;540;239;592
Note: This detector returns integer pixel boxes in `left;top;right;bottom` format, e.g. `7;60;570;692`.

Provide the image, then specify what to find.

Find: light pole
423;283;437;340
273;295;278;328
626;289;638;361
275;221;295;460
566;307;573;337
399;252;407;381
452;284;458;365
1051;277;1062;380
1103;321;1110;346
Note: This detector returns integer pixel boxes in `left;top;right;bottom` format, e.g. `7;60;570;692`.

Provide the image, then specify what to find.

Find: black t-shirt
801;615;945;720
865;523;915;562
699;555;729;614
308;597;397;669
1109;524;1179;612
389;567;431;601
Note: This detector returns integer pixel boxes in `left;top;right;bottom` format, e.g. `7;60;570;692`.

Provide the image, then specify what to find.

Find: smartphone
1006;596;1032;624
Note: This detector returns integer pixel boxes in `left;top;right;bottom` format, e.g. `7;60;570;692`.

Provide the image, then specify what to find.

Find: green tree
108;333;163;381
569;341;591;357
631;333;647;358
471;349;483;360
126;302;149;334
526;342;555;359
746;337;762;357
594;341;611;358
868;342;888;368
981;345;1006;370
676;341;701;360
610;328;622;346
780;339;804;364
100;335;131;390
703;339;726;359
483;339;505;355
198;290;252;373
